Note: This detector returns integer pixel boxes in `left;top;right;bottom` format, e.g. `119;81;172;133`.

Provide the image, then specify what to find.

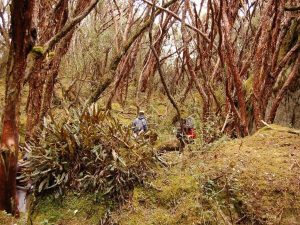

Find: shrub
202;113;223;144
19;105;156;202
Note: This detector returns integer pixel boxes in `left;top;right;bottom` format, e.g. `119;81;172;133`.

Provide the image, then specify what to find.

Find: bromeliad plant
18;104;155;201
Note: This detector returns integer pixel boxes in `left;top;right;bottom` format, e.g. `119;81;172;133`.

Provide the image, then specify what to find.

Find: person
132;110;148;136
185;116;196;140
176;116;196;144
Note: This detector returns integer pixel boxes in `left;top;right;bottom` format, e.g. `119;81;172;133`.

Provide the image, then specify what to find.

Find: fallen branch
221;112;230;133
261;120;300;135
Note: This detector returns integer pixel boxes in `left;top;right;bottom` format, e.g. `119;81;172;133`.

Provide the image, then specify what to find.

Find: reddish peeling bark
148;5;181;122
182;0;209;121
252;0;279;128
249;0;300;129
0;0;35;215
267;54;300;123
26;58;48;138
26;0;94;138
26;0;69;138
219;1;249;136
107;38;142;109
87;0;178;105
40;31;74;120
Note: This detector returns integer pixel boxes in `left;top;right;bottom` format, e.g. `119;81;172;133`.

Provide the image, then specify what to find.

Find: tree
86;0;179;105
0;0;35;215
25;0;99;138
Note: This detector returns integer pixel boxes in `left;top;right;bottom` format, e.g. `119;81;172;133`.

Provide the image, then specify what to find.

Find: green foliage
243;73;253;100
40;219;55;225
48;51;55;57
214;87;226;105
46;51;55;60
19;104;156;202
201;113;223;144
31;46;45;55
155;174;198;208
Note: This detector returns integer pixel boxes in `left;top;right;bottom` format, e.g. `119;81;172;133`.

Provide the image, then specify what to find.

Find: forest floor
0;81;299;224
2;124;299;225
111;124;300;225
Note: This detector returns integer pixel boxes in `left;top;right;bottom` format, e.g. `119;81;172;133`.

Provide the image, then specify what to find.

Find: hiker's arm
143;120;148;131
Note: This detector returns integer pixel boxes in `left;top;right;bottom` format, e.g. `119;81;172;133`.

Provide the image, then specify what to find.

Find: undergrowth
19;104;156;203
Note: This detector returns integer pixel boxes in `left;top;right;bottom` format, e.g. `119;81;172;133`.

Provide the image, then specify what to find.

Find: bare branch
44;0;100;54
148;0;181;120
284;5;300;11
142;0;212;44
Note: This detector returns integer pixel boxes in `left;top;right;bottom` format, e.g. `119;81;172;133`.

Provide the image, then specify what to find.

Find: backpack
133;117;147;133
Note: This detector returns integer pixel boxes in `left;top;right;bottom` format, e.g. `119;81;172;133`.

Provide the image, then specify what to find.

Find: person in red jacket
176;116;196;144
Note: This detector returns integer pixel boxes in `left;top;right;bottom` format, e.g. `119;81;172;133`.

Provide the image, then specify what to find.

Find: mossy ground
199;124;300;224
2;125;299;225
31;193;108;225
0;211;27;225
112;125;300;225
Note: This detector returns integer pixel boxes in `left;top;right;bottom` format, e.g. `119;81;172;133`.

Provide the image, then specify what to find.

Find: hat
139;110;145;114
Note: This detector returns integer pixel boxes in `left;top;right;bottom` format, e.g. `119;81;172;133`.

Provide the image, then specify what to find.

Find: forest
0;0;299;224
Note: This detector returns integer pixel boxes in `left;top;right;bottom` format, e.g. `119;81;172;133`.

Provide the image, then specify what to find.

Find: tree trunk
0;0;35;215
25;0;94;138
222;4;249;136
25;0;69;138
106;38;142;109
267;54;300;123
181;0;209;121
40;32;74;120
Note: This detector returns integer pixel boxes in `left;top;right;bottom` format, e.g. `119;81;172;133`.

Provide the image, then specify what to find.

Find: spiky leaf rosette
19;105;155;201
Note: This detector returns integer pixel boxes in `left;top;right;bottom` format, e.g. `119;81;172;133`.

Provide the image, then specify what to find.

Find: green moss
149;208;174;225
214;87;226;105
32;46;45;55
118;207;173;225
199;125;300;224
114;124;300;224
278;20;299;60
113;154;204;224
155;174;198;208
243;73;253;100
111;102;122;111
48;51;55;57
32;193;106;225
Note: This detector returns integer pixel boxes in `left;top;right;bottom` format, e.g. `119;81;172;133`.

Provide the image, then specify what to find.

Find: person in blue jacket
132;110;148;136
